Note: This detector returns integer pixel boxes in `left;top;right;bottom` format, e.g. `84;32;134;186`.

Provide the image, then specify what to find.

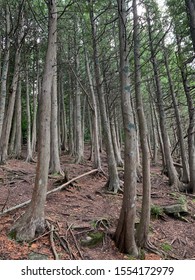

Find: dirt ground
0;146;195;260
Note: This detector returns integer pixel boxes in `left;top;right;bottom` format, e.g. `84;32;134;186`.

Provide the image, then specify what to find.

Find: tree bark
10;0;56;241
133;0;151;248
0;4;11;138
114;0;138;257
89;0;120;192
146;7;180;189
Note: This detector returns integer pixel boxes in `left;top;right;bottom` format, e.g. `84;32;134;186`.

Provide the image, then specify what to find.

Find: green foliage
161;242;172;252
151;204;163;218
80;231;104;247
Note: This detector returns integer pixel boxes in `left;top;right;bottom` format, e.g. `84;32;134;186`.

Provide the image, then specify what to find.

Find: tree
10;0;56;241
88;0;120;193
133;0;151;248
185;0;195;51
114;0;138;256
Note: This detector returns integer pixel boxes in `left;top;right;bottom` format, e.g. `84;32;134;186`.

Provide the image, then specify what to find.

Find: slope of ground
0;147;195;260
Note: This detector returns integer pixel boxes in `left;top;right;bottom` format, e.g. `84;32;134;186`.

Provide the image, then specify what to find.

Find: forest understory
0;145;194;260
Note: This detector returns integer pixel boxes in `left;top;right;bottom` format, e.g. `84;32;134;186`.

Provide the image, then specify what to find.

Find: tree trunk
10;0;56;241
89;0;120;192
176;35;195;193
14;79;22;158
0;4;11;138
26;68;33;162
185;0;195;51
85;50;101;169
0;26;23;163
146;8;180;189
133;0;151;248
164;46;189;183
114;0;138;257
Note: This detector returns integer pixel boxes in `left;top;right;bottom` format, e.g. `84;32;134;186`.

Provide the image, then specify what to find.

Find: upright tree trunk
89;0;120;192
74;49;84;164
114;0;138;257
14;79;22;158
85;50;101;169
0;4;11;138
11;0;56;241
49;13;61;174
26;68;33;162
133;0;151;248
185;0;195;51
0;21;24;163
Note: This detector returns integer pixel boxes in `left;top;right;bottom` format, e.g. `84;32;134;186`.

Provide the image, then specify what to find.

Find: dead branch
46;221;59;260
67;223;84;260
0;168;98;216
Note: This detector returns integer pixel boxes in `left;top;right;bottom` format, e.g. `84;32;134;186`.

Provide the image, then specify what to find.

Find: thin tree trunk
133;0;151;248
26;68;33;162
176;35;195;193
89;1;120;192
85;51;101;169
0;4;11;138
164;46;189;183
146;8;180;189
14;79;22;158
0;27;23;163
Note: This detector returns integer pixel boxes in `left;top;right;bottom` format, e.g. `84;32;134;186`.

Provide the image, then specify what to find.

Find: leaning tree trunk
10;0;56;241
89;1;120;193
176;34;195;193
164;46;189;183
146;8;181;189
133;0;151;248
114;0;138;257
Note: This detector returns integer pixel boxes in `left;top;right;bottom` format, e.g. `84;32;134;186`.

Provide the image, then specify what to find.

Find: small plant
151;204;163;218
161;242;172;252
177;195;186;205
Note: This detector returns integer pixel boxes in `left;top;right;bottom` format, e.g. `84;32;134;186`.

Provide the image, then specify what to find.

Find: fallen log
0;169;98;216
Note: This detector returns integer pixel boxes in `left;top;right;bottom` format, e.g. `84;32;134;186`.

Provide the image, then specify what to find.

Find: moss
81;231;104;247
8;229;17;240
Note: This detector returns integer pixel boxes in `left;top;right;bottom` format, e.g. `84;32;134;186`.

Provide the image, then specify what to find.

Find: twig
67;223;84;260
46;221;59;260
0;169;98;216
30;230;52;244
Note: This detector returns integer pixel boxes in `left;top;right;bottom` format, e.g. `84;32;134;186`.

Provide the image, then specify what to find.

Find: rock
28;252;49;260
163;203;188;216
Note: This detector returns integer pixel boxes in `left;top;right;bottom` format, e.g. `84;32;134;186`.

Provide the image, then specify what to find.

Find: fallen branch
46;221;59;260
67;223;84;260
0;169;98;216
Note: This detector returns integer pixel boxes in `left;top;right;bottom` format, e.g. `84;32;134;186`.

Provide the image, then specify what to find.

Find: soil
0;146;195;260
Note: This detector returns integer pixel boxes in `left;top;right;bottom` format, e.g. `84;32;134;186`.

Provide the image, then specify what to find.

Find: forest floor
0;145;195;260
